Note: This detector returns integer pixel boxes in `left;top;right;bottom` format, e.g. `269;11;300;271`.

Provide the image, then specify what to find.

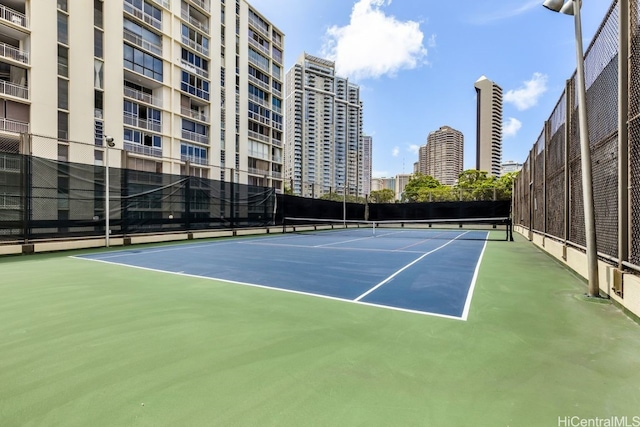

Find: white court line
460;235;489;321
238;240;426;254
70;256;465;320
354;231;470;302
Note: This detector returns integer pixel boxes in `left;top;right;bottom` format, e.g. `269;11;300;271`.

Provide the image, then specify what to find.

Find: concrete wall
515;226;640;320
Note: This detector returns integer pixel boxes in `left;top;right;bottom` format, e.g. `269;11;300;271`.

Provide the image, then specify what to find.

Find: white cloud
427;34;437;48
504;73;549;111
471;0;540;24
321;0;428;80
408;144;420;154
503;117;522;138
392;146;400;157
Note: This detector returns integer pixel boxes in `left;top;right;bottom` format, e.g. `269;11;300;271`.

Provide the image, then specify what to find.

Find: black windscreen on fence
275;194;511;223
0;154;276;242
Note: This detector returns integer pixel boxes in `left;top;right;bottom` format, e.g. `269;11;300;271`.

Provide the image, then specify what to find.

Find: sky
248;0;615;178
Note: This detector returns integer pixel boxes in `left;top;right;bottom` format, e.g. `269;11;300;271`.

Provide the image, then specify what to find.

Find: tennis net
282;217;514;241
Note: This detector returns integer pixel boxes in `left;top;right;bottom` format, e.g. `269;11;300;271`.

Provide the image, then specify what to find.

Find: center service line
353;231;470;302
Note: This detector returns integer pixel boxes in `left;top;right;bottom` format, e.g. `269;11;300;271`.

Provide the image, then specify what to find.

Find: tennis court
75;226;491;320
3;232;640;426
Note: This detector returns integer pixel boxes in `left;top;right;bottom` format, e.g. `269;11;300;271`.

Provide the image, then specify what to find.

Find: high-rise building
285;53;363;198
0;0;284;190
362;135;372;196
501;160;523;176
419;125;463;186
474;76;502;177
395;173;412;201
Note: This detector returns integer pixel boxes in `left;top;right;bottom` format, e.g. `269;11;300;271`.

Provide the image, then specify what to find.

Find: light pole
104;136;115;247
542;0;599;296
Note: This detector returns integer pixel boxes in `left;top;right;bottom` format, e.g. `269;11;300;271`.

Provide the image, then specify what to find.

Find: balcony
0;81;28;99
248;130;269;144
248;93;268;108
188;0;210;13
0;154;21;170
248;111;268;126
180;82;209;101
248;37;270;58
181;154;207;165
124;141;162;158
124;1;162;31
181;106;208;122
0;42;29;65
124;86;163;107
248;16;269;38
181;129;209;144
247;55;269;74
180;8;209;33
0;4;28;29
248;75;269;92
123;29;162;56
248;167;269;176
180;61;208;79
150;0;170;9
123;114;162;133
181;35;208;56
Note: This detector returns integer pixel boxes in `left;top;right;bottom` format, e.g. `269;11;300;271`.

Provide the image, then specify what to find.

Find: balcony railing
181;61;208;79
0;81;28;99
180;8;209;33
180;82;209;101
123;114;162;133
248;75;269;93
247;55;269;74
248;167;269;176
248;16;269;38
150;0;170;9
188;0;210;12
248;130;269;144
124;2;162;31
181;106;208;122
181;129;209;144
0;42;29;65
248;93;268;108
248;111;269;126
0;155;21;171
124;87;163;107
123;29;162;56
181;154;208;165
124;141;163;158
248;37;270;58
181;35;209;56
0;4;28;29
0;118;29;134
271;171;282;179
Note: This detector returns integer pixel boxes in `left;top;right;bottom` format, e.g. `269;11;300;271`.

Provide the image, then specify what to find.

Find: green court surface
1;233;640;426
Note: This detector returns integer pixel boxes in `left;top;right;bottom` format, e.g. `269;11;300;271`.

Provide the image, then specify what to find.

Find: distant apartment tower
0;0;284;190
501;160;523;176
395;173;412;201
474;76;503;177
362;135;372;196
419;125;463;185
285;53;363;198
371;177;395;193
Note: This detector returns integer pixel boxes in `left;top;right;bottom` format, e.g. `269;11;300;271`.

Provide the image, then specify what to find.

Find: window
57;12;68;45
181;143;207;162
58;45;68;77
57;0;68;12
181;24;209;54
124;18;162;52
95;90;103;118
94;60;104;89
58;78;68;110
181;71;209;100
123;44;163;81
248;48;269;70
124;128;162;148
272;63;281;79
94;28;103;58
182;119;207;136
94;0;103;28
58;111;68;140
181;48;208;72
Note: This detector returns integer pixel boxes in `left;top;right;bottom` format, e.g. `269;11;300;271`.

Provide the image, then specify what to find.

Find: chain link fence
514;0;640;271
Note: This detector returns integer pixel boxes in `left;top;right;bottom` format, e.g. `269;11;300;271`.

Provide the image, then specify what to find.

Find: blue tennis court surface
74;228;489;320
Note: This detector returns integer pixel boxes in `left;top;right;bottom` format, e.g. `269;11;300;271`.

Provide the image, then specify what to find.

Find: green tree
402;173;442;202
369;188;395;203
